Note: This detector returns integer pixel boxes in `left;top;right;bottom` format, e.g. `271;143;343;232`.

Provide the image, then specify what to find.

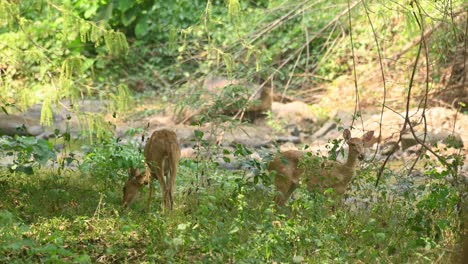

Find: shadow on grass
0;169;123;223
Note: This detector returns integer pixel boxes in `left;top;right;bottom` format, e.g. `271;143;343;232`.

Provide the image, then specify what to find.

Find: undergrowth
0;159;463;263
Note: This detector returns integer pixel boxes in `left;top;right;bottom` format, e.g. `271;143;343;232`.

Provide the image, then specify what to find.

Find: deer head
343;129;375;163
122;167;147;208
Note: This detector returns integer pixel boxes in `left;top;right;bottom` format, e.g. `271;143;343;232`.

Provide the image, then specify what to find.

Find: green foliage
0;129;464;262
0;1;19;28
0;135;56;175
0;0;128;127
81;0;207;41
0;0;466;262
0;162;463;262
80;135;143;185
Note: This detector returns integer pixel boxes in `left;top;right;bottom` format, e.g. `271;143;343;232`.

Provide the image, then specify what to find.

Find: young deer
123;129;181;211
268;129;374;205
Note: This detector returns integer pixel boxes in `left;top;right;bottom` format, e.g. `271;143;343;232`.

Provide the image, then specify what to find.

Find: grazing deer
268;129;375;205
123;129;181;211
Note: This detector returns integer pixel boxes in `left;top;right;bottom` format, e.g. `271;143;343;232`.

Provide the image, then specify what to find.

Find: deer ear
343;129;351;140
362;131;375;142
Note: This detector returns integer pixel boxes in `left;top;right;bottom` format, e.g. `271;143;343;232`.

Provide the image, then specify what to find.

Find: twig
407;1;430;177
235;0;364;120
376;4;424;187
92;193;104;219
390;9;464;62
347;0;364;131
248;1;309;45
304;8;311;78
281;46;305;104
362;0;387;160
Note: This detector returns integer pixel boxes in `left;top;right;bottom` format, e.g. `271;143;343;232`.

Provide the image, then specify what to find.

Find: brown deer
268;129;375;205
123;129;181;211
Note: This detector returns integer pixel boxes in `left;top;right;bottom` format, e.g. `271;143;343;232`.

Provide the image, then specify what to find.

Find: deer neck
332;148;359;187
260;87;272;101
344;148;359;169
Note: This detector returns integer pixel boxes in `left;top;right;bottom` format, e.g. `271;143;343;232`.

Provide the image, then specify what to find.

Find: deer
123;129;181;211
268;128;375;205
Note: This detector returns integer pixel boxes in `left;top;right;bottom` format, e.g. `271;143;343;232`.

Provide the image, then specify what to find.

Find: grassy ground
0;158;464;263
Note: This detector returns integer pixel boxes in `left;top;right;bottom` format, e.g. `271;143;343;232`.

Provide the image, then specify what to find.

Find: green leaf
63;132;71;142
229;226;239;234
82;58;95;72
117;0;134;12
293;256;304;263
177;223;189;230
135;18;149;38
173;237;184;246
194;130;204;140
374;232;386;242
84;5;98;19
121;9;137;26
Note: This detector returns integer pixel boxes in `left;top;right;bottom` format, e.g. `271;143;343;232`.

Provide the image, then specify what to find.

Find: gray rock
275;136;301;144
312;121;336;139
0;114;44;136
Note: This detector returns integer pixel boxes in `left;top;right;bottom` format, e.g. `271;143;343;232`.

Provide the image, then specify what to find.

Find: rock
399;129;463;151
285;124;301;137
401;133;419;150
311;110;357;140
433;131;463;148
406;144;423;155
232;130;272;148
272;101;317;126
364;107;468;148
173;126;197;146
380;141;399;155
147;115;176;127
227;125;272;148
204;77;238;91
275;136;301;144
0;114;44;136
177;77;272;124
180;147;196;159
312;121;337;139
279;142;299;152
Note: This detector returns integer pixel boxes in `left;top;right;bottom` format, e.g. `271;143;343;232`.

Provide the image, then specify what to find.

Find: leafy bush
80;135;143;185
0;154;465;262
0;136;56;175
0;0;128;127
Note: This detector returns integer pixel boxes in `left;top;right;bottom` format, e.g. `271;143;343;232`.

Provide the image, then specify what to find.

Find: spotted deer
123;129;181;211
268;129;375;205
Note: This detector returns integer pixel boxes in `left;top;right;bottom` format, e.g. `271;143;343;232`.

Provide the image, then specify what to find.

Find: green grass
0;162;464;263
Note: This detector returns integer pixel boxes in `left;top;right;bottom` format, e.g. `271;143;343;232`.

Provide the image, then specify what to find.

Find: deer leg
275;175;297;205
275;182;298;205
157;160;169;212
148;162;166;212
147;173;154;212
167;157;178;210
